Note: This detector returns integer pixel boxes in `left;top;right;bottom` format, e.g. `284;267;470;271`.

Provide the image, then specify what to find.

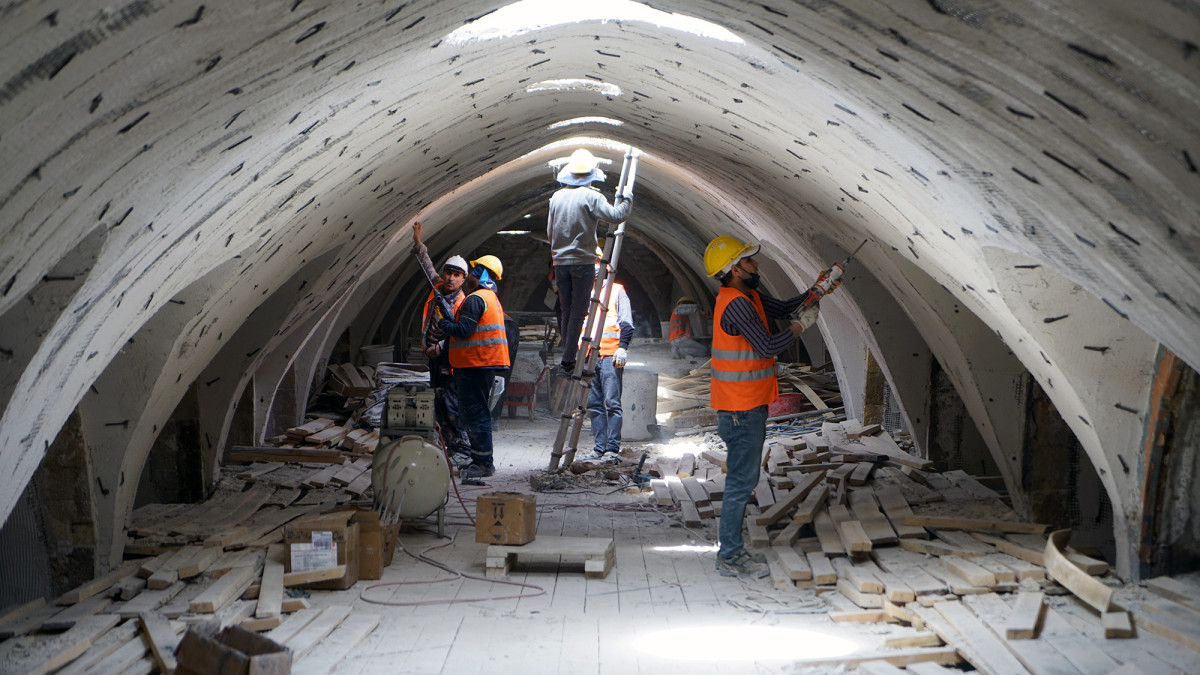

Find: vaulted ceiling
2;0;1197;577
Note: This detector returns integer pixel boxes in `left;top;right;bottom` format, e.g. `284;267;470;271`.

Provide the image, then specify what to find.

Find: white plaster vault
1;0;1197;577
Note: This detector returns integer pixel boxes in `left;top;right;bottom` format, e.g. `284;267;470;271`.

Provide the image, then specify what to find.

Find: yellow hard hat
703;236;759;277
676;296;694;305
471;255;503;280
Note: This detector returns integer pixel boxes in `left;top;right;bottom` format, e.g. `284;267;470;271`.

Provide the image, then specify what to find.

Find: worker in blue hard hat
547;148;633;376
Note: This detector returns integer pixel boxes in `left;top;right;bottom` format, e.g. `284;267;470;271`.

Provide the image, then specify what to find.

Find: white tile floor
299;404;886;674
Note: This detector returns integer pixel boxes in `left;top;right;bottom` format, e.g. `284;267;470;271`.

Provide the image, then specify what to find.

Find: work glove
792;304;820;332
488;376;506;410
613;347;628;368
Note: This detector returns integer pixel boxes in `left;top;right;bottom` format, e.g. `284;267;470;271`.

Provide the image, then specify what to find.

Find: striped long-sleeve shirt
719;290;819;358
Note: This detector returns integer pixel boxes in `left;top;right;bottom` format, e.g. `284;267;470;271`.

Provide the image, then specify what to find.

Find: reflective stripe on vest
668;310;689;342
599;283;624;356
710;286;778;412
448;288;510;368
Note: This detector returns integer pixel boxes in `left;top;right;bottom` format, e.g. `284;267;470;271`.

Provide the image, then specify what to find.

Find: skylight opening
549;117;625;130
527;79;622;97
444;0;743;45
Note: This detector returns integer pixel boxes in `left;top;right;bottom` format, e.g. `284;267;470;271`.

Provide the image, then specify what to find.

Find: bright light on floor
632;626;858;661
650;543;717;554
496;230;530;235
656;440;707;459
549;117;624;129
443;0;743;45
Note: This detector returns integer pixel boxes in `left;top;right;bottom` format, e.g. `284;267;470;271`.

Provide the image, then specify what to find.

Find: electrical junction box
384;384;435;437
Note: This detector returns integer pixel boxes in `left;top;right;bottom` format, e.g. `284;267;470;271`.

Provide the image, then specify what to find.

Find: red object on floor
767;392;804;417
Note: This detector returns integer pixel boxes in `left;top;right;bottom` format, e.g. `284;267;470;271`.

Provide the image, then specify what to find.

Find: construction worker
667;296;710;359
703;235;829;579
547;148;633;375
586;259;634;462
438;254;509;481
411;222;473;466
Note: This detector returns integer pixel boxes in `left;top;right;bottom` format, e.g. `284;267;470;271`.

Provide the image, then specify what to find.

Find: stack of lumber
650;419;1200;673
327;362;376;397
0;465;382;674
230;418;379;464
656;361;840;428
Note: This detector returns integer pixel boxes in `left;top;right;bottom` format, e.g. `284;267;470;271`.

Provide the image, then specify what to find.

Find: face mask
737;263;760;290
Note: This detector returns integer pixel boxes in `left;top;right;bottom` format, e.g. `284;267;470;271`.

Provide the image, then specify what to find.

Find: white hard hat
442;255;468;274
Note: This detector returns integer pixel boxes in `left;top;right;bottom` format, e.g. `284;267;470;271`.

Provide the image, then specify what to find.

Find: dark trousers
453;367;495;467
554;263;595;366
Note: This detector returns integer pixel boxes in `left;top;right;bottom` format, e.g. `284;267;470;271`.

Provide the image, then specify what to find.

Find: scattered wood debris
652;418;1200;674
0;464;382;674
656;361;842;429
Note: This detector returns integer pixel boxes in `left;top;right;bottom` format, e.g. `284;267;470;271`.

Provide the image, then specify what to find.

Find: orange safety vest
710;286;778;412
668;308;690;342
422;289;466;336
448;288;509;368
599;284;625;356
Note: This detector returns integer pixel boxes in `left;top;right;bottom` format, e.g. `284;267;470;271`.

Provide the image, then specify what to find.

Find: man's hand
613;347;628;367
791;304;820;333
412;221;423;244
423;342;442;358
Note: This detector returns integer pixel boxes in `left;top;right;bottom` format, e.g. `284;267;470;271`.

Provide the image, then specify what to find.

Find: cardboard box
349;508;401;580
475;492;537;545
176;623;290;675
284;510;359;590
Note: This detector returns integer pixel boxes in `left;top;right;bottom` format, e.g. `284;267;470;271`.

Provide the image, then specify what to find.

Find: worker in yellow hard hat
437;253;510;482
703;234;832;579
547;148;633;376
667;296;709;360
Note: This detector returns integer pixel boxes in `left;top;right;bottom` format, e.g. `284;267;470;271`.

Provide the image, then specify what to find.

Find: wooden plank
0;613;120;675
791;484;829;525
118;580;186;618
292;612;380;675
257;543;285;619
964;593;1081;675
228;447;347;464
848;488;898;545
943;555;997;587
138;611;179;674
933;529;997;555
813;510;845;556
837;578;883;608
1102;610;1134;639
806;551;837;585
58;561;141;605
1007;591;1045;639
773;546;812;581
1145;576;1200;613
754;471;824;526
790;646;961;669
830;610;895;624
903;515;1048;534
873;485;926;538
1133;598;1200;653
933;600;1032;675
283;605;353;662
883;631;942;648
54;619;140;675
190;565;258;614
828;504;872;555
1044;530;1112;612
177;547;222;579
832;557;883;593
283;564;348;587
40;593;111;632
329;457;372;486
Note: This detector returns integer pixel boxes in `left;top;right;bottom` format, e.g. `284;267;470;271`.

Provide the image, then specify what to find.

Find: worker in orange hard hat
411;221;473;466
437;253;509;482
667;296;710;360
547;148;633;376
703;234;834;579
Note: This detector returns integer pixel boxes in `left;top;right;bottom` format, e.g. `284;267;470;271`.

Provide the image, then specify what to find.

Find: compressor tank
373;434;450;522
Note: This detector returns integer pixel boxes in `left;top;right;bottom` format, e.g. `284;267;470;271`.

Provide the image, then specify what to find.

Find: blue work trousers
453;367;495;468
716;405;768;560
587;356;623;454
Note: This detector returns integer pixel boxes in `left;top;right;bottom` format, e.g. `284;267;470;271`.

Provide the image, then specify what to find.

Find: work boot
448;452;472;468
460;463;495;481
583;449;619;463
715;550;769;579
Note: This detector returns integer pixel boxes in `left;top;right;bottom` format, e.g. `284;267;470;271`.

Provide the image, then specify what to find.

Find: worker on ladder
547;148;634;376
